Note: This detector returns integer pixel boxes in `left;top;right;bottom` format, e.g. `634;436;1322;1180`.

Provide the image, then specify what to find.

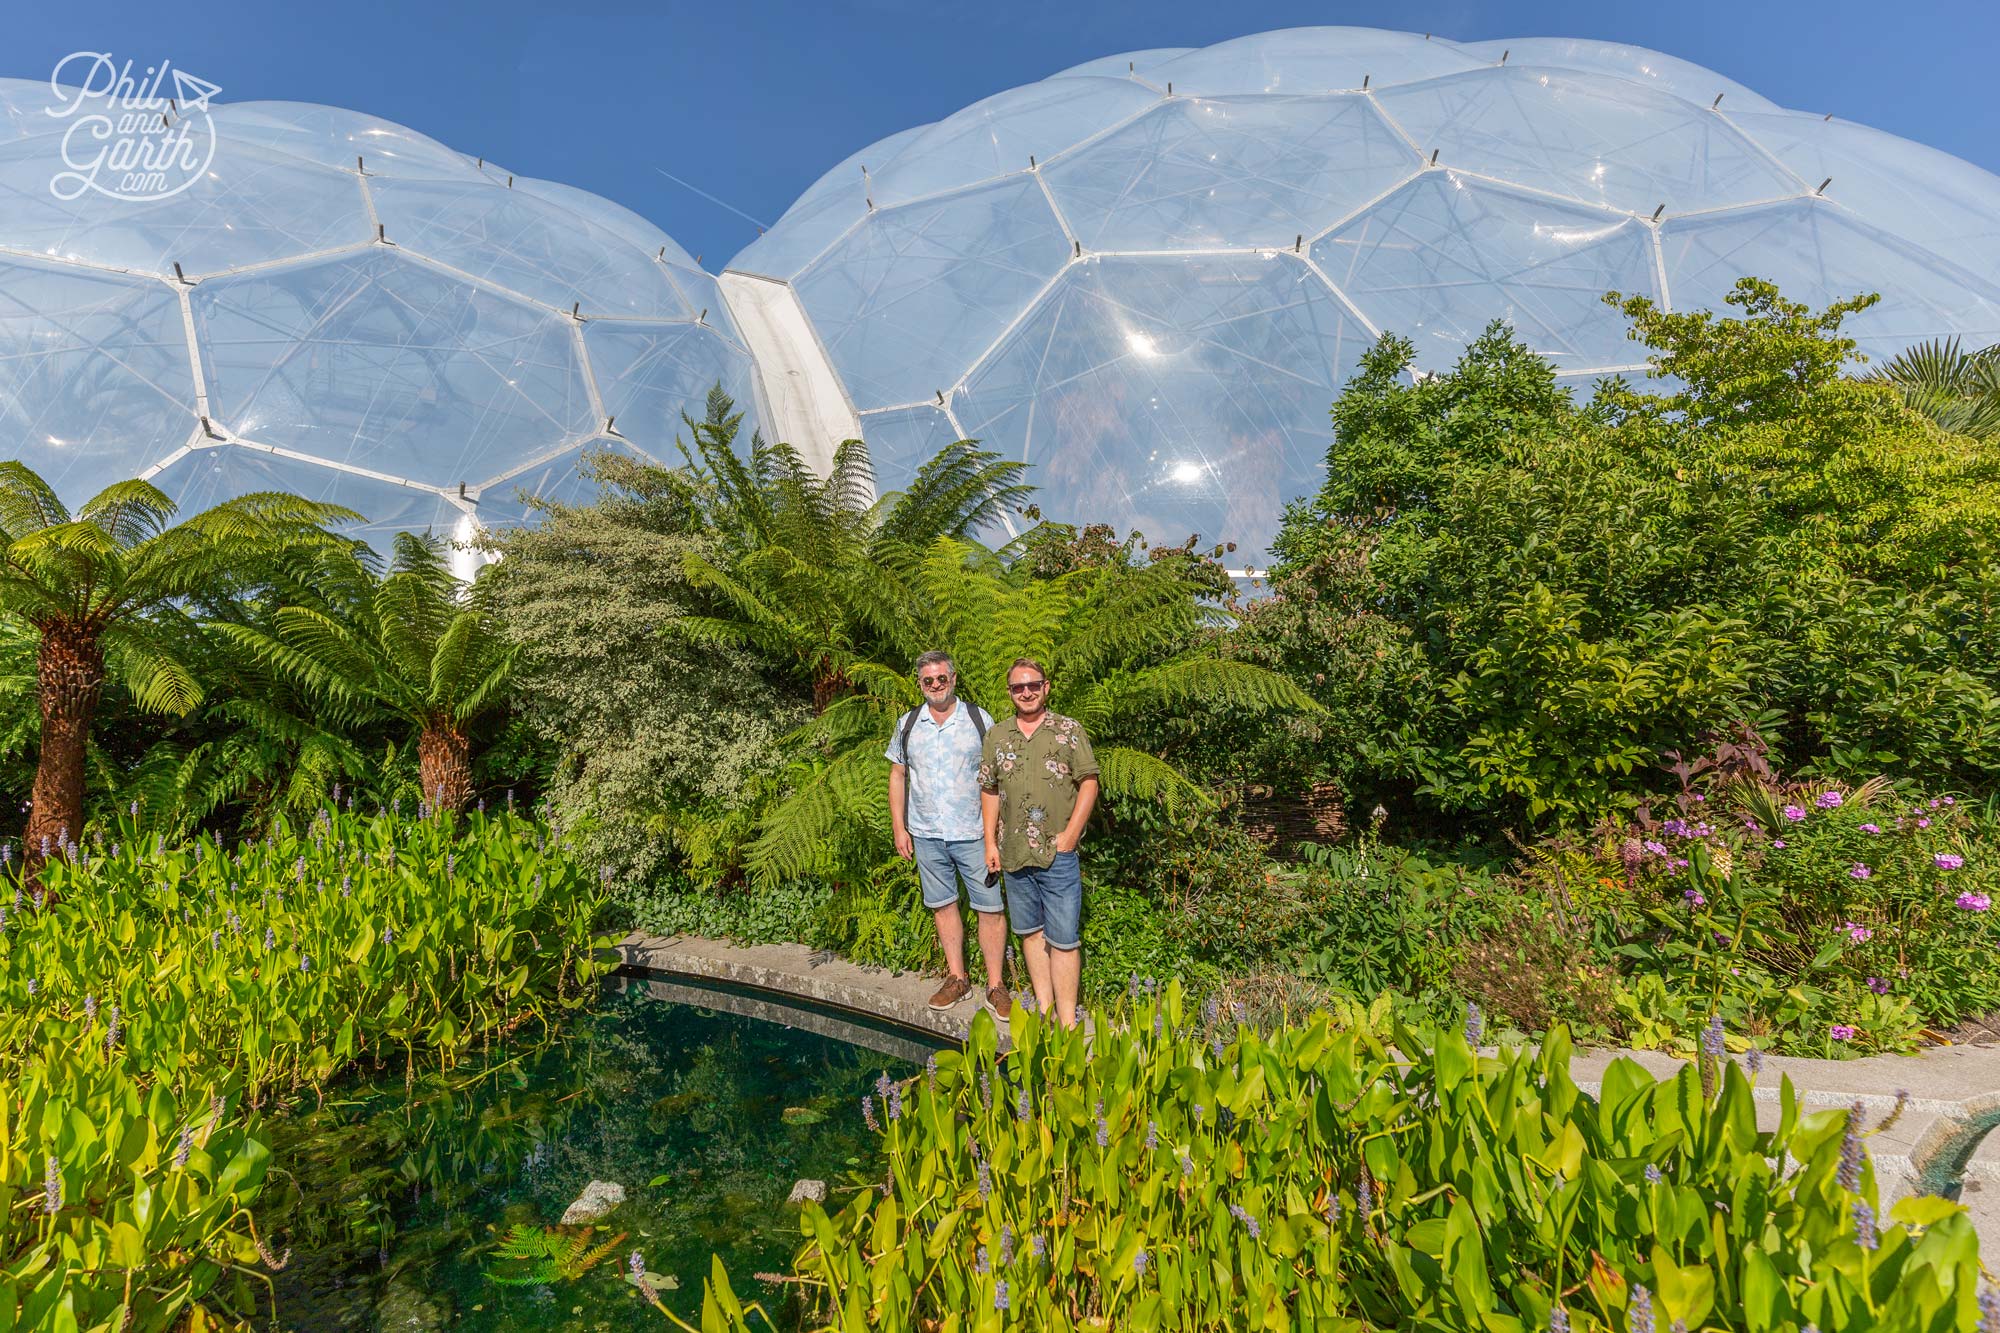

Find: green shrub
1147;819;1302;962
618;874;833;947
0;806;608;1330
707;990;1983;1331
1266;281;2000;833
1296;838;1507;1013
1077;878;1209;1005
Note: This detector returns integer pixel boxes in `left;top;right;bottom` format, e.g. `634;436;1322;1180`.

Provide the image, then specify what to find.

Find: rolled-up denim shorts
913;836;1004;914
1003;850;1082;951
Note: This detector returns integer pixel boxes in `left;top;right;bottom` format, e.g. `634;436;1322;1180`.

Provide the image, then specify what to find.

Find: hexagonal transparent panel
0;254;196;503
859;404;965;495
1315;173;1658;373
368;175;690;319
0;133;370;278
209;101;486;181
1446;38;1779;112
871;79;1159;207
1145;27;1484;96
1049;49;1193;83
793;175;1071;411
657;262;743;348
1046;94;1416;251
473;436;652;529
146;444;470;555
0;79;75;145
193;248;595;485
583;319;761;462
728;125;930;281
957;253;1364;562
511;176;702;269
1374;67;1797;215
1659;199;2000;365
1725;110;2000;289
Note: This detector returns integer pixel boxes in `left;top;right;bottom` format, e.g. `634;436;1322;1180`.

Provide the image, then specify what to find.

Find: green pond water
257;975;934;1331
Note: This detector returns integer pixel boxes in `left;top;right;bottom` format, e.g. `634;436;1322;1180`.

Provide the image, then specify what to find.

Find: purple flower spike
1630;1284;1655;1333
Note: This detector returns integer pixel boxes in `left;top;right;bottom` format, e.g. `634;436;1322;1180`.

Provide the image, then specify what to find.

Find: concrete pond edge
612;932;2000;1246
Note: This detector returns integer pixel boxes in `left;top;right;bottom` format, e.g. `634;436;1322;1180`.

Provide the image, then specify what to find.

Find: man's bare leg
1048;945;1081;1027
976;910;1007;990
1019;930;1053;1012
932;902;968;980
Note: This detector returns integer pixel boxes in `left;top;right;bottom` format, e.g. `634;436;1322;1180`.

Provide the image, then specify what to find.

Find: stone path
615;932;2000;1248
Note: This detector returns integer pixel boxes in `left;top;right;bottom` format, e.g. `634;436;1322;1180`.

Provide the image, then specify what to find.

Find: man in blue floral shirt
888;650;1007;1015
979;657;1098;1028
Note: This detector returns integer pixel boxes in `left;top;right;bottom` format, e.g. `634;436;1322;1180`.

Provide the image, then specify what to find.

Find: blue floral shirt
885;700;990;842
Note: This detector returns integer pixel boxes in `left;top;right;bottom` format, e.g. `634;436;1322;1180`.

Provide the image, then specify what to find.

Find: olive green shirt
977;711;1099;872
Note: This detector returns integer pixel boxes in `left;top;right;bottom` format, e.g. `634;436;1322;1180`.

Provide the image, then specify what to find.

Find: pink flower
1944;797;1955;805
1917;818;1931;829
1844;921;1873;942
1956;893;1991;912
1859;823;1880;834
1849;863;1872;880
1829;1025;1857;1041
1815;790;1845;810
1930;798;1942;809
1782;805;1807;822
1683;889;1707;907
1934;853;1965;871
1866;977;1890;994
1772;839;1787;849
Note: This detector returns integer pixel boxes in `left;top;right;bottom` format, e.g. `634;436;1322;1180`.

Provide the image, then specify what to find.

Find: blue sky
6;0;1995;268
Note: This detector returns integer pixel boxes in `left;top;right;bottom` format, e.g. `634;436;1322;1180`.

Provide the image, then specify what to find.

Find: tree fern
722;536;1323;884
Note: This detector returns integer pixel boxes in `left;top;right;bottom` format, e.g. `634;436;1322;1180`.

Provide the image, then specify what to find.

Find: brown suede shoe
927;975;973;1010
986;986;1013;1021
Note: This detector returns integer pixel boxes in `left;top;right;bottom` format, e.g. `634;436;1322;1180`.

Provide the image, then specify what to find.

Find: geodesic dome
0;78;757;564
726;28;2000;566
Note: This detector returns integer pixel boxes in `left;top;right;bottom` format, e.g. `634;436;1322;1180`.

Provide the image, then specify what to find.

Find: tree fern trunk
25;619;104;885
418;720;472;813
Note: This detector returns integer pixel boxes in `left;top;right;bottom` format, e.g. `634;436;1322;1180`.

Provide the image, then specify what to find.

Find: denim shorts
913;837;1004;914
1003;851;1082;951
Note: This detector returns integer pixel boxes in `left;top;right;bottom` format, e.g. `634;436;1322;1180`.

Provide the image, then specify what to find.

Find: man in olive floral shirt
979;657;1099;1028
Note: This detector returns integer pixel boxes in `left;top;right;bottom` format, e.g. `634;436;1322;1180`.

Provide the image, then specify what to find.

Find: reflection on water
259;977;925;1331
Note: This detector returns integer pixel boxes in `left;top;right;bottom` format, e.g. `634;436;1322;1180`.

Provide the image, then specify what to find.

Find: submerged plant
483;1223;628;1286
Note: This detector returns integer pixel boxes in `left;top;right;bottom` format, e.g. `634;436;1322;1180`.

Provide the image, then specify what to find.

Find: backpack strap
900;701;990;772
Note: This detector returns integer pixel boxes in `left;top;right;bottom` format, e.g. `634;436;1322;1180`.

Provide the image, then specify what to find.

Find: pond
257;974;937;1331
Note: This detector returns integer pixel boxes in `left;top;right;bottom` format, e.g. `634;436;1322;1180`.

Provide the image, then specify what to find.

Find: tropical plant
1;805;609;1328
483;1224;626;1285
1266;282;2000;833
219;533;513;812
674;389;1033;711
482;448;803;890
732;539;1321;884
1864;337;2000;442
0;466;346;875
698;992;1982;1331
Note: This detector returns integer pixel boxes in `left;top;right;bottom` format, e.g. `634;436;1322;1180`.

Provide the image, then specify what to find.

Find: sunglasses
918;674;953;687
1007;679;1047;695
